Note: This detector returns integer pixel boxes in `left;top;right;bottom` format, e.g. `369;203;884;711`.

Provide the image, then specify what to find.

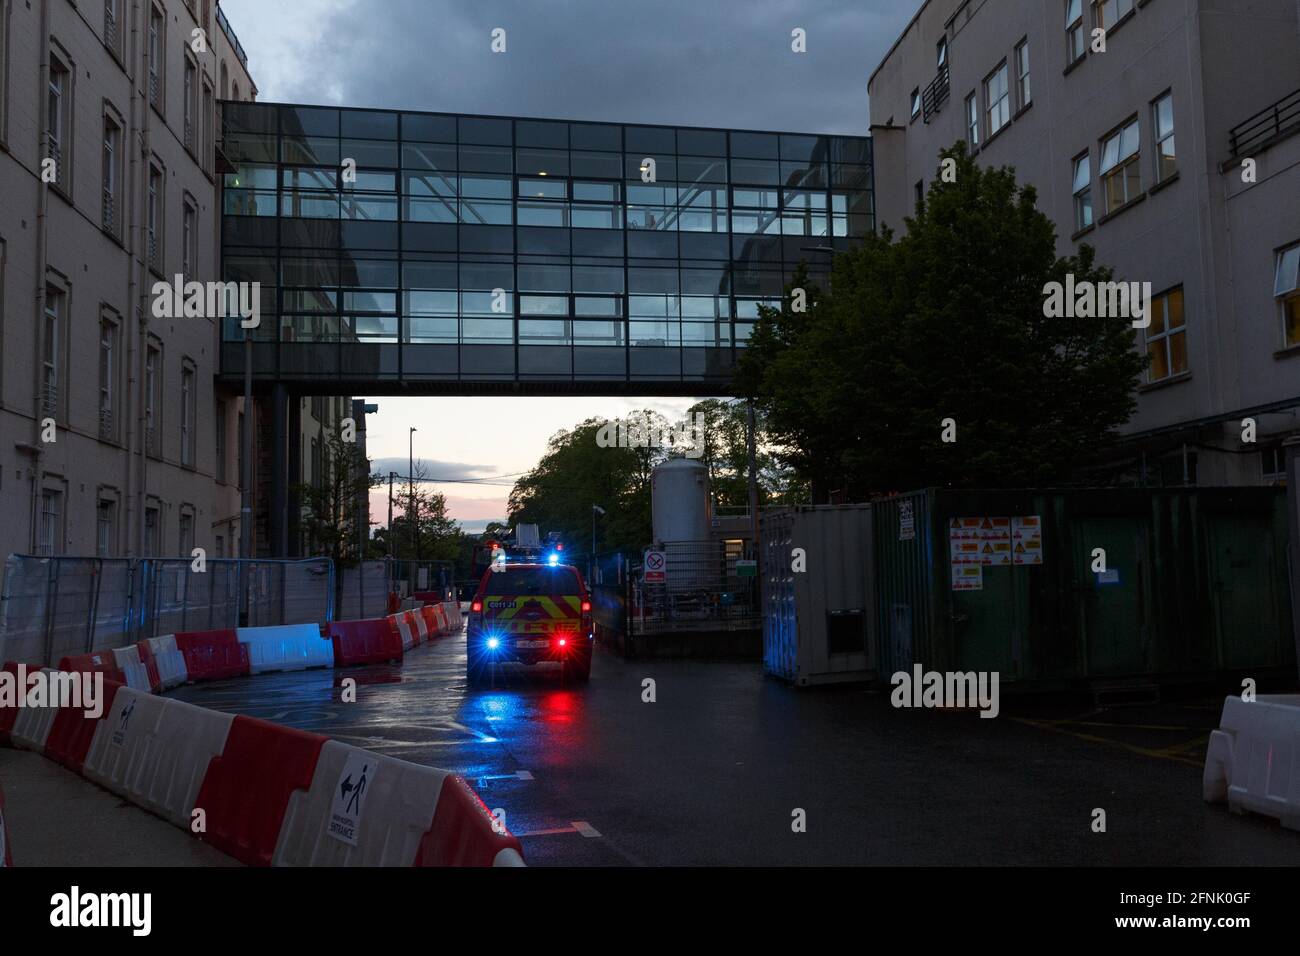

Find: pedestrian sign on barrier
329;751;374;847
644;550;667;584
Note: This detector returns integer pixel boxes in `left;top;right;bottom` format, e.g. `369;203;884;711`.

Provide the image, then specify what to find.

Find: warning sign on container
329;751;375;847
899;500;915;541
949;517;983;540
1012;516;1044;565
951;564;983;591
950;538;982;565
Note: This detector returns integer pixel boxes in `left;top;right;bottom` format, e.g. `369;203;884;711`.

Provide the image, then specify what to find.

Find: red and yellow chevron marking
482;594;581;632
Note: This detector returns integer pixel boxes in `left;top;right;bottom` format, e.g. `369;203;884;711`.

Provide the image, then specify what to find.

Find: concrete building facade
0;0;356;561
869;0;1300;486
0;0;257;559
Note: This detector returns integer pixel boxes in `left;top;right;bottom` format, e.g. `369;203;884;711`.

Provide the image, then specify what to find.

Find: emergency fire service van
466;561;594;685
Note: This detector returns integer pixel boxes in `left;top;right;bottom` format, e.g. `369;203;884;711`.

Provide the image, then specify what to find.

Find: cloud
220;0;909;131
368;457;498;480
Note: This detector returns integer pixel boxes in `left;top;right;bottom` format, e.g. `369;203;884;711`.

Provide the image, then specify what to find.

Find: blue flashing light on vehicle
487;637;501;650
547;552;560;566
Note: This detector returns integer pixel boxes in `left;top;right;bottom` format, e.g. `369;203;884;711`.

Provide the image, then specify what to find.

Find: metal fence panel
0;555;337;667
630;540;760;636
336;561;392;621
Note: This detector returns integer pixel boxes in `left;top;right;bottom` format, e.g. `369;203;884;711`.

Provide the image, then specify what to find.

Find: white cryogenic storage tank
651;458;710;544
650;459;715;592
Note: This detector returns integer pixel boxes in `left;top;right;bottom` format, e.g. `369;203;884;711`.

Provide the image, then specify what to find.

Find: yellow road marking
1011;717;1206;768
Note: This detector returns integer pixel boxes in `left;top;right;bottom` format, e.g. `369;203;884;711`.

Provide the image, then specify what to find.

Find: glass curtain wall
220;104;872;389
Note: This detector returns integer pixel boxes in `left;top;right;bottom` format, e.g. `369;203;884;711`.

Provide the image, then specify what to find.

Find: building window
936;37;948;69
1275;241;1300;348
183;56;197;151
39;489;63;555
47;52;71;188
1066;0;1086;63
99;317;117;441
215;400;227;482
0;0;8;137
147;162;163;272
1261;444;1287;484
1152;92;1176;183
102;112;122;235
103;0;123;59
145;342;161;456
144;504;161;555
148;5;164;111
1015;40;1031;108
1145;286;1187;382
984;61;1010;137
96;498;116;557
1072;152;1093;231
966;92;979;147
180;362;196;466
1100;118;1140;213
178;511;194;557
42;285;62;419
914;180;924;210
182;199;197;280
910;88;921;121
1094;0;1135;30
202;81;214;173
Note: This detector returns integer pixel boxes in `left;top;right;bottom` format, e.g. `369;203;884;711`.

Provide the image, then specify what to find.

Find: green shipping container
871;488;1294;687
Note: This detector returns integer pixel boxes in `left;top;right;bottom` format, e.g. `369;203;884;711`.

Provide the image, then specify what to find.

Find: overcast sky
219;0;911;530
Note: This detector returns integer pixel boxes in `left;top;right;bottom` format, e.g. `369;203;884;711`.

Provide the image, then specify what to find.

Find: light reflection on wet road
167;629;1300;866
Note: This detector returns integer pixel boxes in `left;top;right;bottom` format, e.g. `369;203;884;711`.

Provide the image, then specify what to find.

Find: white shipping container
761;505;877;686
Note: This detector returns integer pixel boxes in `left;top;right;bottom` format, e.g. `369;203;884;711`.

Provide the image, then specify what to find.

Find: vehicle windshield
487;566;581;595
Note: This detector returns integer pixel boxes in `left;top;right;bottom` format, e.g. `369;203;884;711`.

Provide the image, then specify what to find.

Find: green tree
508;412;670;557
382;462;462;563
737;143;1147;498
291;432;380;606
687;399;803;508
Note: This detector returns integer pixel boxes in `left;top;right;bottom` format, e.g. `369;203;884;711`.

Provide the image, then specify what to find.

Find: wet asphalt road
167;629;1300;866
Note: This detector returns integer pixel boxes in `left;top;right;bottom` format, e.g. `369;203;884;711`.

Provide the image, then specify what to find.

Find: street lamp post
409;427;417;592
591;504;606;582
387;471;396;560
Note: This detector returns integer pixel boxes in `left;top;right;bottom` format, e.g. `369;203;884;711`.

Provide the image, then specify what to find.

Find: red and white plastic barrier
79;693;521;866
111;645;153;693
1203;694;1300;831
238;624;335;675
389;611;418;651
140;635;188;691
328;619;404;668
6;668;61;753
174;630;250;681
273;738;521;866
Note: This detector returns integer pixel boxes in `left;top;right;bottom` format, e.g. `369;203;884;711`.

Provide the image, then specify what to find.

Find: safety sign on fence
644;550;667;584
